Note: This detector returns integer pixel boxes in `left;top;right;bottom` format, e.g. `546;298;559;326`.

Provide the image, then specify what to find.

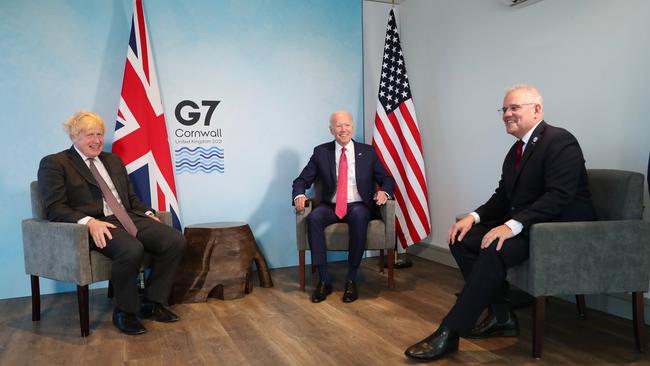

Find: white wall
398;0;650;250
392;0;650;321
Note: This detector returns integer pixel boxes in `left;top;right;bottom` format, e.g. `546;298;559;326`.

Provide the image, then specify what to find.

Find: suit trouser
442;223;529;335
92;213;186;313
307;202;370;269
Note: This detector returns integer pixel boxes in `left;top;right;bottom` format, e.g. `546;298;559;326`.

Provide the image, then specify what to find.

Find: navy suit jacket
292;140;395;207
475;121;595;231
37;146;152;223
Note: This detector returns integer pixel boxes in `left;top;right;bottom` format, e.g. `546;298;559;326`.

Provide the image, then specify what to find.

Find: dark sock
346;266;358;282
493;303;510;323
318;265;330;284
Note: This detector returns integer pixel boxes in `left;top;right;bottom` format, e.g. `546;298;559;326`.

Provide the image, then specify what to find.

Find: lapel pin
532;136;538;144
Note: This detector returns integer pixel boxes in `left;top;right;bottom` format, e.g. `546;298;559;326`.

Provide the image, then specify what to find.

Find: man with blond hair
405;86;595;361
38;111;186;335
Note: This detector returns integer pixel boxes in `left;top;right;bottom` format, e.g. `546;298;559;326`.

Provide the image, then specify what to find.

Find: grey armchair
507;169;650;358
22;181;172;337
295;180;396;290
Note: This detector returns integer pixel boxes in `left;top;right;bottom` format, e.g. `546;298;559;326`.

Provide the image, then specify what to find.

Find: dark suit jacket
292;140;395;207
475;121;595;230
37;146;152;223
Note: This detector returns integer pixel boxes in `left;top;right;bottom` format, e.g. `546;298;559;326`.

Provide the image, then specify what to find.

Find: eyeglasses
498;103;536;114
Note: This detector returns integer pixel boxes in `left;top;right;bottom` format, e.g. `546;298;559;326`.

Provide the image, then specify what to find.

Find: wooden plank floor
1;255;649;365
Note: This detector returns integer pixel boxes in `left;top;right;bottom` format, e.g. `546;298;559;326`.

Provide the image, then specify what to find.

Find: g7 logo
175;100;221;126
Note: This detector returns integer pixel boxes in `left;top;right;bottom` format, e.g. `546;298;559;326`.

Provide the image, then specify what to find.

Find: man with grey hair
293;110;395;303
405;85;595;361
38;111;186;335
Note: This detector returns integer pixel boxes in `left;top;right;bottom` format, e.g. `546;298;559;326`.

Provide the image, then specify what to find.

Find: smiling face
329;110;354;146
501;87;543;139
66;112;106;159
72;125;104;158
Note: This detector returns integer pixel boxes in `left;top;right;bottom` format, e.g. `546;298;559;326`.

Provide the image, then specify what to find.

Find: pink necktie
335;147;348;219
87;158;138;237
514;140;524;171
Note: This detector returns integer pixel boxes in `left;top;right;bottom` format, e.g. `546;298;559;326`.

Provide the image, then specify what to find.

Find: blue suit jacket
292;140;395;207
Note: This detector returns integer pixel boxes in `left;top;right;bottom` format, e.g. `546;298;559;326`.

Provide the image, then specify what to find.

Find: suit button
510;207;515;211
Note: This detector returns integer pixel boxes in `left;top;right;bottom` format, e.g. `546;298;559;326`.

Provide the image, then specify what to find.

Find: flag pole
387;235;413;268
374;9;430;268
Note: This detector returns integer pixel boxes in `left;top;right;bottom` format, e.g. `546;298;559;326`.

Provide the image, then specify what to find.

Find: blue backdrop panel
0;0;362;299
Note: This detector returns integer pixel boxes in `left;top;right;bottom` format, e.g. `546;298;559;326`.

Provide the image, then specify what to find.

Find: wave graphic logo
175;146;224;174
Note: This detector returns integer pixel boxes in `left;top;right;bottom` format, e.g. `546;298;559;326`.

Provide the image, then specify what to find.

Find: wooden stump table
172;222;273;303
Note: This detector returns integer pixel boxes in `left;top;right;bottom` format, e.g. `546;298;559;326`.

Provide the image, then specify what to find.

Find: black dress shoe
311;282;333;303
466;306;518;339
342;281;358;303
404;325;459;361
113;309;147;335
139;301;180;323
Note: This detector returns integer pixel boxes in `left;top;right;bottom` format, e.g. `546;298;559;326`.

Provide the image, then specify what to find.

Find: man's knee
475;245;508;271
168;231;186;256
157;228;187;258
306;207;327;227
117;243;145;267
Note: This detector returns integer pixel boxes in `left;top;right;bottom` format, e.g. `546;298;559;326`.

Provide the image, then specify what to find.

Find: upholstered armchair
22;181;171;337
295;180;396;290
506;169;650;358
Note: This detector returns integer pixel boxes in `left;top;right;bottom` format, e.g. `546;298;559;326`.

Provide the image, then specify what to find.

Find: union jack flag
112;0;181;228
373;10;430;248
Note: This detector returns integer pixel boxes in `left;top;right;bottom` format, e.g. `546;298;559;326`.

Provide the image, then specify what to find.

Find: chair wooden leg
532;296;545;359
107;280;114;299
77;285;89;337
30;275;40;321
576;294;586;317
387;249;395;289
299;250;305;291
379;249;385;274
632;292;646;352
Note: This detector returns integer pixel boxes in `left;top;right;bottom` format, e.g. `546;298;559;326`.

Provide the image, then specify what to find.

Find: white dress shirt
331;142;363;204
73;147;124;224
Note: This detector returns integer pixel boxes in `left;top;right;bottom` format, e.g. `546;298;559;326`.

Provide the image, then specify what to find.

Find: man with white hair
293;110;395;303
405;85;595;361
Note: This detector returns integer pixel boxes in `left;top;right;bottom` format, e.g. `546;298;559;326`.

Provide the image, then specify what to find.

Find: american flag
372;9;430;248
112;0;181;228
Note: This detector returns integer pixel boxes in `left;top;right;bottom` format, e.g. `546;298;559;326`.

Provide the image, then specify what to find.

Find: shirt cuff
469;212;480;224
78;216;93;225
505;219;523;236
145;211;155;217
293;194;306;202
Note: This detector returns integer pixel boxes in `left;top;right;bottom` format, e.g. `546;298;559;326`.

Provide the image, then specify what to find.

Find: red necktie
87;158;138;237
335;147;348;219
514;140;524;171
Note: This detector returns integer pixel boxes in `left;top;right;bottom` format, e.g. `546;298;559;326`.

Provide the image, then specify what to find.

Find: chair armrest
22;219;93;285
380;200;396;248
527;220;650;296
295;200;312;250
156;211;173;227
